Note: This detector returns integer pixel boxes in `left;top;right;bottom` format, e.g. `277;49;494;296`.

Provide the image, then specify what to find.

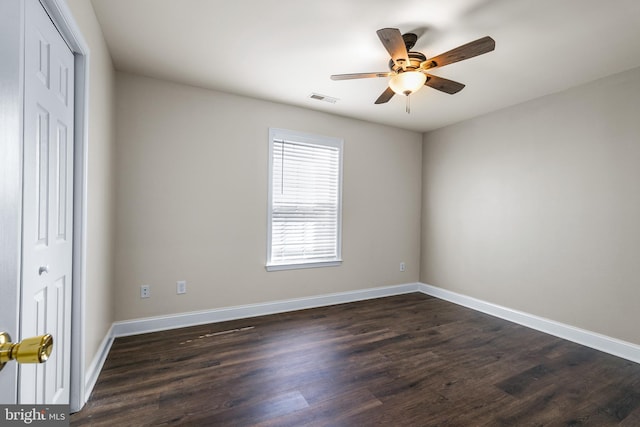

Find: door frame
0;0;89;412
0;0;25;405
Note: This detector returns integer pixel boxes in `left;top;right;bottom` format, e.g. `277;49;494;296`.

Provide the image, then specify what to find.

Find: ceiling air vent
309;93;339;104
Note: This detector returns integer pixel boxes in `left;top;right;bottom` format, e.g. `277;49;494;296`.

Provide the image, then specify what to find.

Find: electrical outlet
400;262;406;272
176;280;187;295
140;285;150;298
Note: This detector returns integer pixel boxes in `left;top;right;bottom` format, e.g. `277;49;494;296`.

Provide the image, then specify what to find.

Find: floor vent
180;326;255;344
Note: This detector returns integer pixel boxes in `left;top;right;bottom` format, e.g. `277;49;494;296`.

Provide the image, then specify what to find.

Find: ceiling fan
331;28;495;113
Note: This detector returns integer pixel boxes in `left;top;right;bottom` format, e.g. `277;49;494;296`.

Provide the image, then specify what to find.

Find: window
267;128;343;271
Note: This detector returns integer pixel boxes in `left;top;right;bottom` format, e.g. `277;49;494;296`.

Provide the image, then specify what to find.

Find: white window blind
267;128;343;271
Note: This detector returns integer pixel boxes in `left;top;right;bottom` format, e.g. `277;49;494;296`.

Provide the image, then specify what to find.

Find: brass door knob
0;332;53;372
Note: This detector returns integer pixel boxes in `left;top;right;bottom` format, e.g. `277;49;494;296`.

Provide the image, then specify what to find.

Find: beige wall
67;0;116;367
114;72;422;320
421;66;640;345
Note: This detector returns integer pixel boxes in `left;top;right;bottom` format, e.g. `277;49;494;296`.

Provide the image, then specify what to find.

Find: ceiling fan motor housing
389;51;427;73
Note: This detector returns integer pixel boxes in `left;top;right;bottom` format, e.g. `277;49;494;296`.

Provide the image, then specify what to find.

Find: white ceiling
90;0;640;133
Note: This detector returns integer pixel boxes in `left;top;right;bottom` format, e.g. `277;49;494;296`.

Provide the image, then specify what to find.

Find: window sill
265;260;342;272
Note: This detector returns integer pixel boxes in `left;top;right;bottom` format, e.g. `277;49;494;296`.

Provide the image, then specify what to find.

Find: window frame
266;128;344;271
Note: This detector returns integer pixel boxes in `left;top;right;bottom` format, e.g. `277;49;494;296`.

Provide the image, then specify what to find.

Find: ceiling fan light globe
389;71;426;96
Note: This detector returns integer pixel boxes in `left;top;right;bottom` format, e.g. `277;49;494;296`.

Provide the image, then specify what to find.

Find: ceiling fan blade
331;72;391;80
377;28;409;68
425;74;466;94
374;86;395;104
421;36;495;70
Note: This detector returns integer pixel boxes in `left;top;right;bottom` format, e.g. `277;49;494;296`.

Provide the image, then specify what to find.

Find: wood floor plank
71;293;640;426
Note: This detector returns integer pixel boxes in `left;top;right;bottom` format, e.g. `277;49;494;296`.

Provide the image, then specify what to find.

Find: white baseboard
111;283;420;338
83;324;114;403
418;282;640;364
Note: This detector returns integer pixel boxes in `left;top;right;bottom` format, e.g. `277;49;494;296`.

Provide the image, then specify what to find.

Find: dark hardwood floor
71;293;640;426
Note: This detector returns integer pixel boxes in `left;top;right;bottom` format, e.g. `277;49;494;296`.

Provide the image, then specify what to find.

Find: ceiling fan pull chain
406;94;411;114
